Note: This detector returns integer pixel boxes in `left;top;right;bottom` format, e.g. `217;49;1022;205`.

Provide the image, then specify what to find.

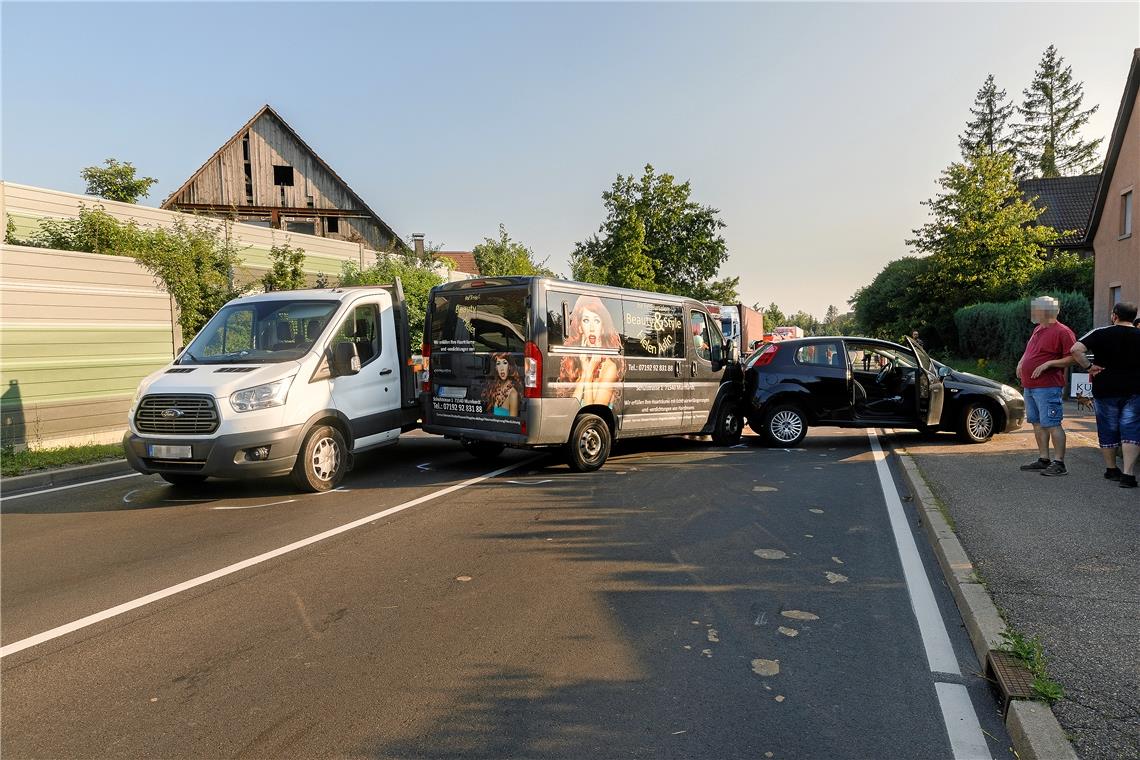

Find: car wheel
956;401;995;444
762;404;808;447
291;424;347;492
566;413;611;472
160;473;207;487
712;402;743;446
462;439;505;461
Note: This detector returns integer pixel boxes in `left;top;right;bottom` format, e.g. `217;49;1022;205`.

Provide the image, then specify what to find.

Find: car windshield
181;300;340;364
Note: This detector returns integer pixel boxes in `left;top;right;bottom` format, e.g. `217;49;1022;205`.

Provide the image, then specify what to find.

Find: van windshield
180;300;340;364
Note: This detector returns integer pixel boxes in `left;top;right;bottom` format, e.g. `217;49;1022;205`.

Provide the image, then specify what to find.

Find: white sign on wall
1071;373;1093;399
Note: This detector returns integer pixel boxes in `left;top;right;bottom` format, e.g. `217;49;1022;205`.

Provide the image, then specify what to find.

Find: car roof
773;336;908;349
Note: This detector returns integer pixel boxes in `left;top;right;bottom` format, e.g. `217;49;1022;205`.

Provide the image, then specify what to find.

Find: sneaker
1041;460;1068;477
1020;458;1050;471
1120;474;1138;489
1105;468;1123;481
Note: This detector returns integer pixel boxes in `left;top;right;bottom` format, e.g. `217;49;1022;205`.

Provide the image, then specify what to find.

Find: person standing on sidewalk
1016;296;1077;476
1071;302;1140;488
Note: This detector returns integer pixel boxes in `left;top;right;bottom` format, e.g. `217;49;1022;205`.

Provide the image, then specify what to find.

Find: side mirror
333;342;361;376
937;365;952;379
725;339;738;363
710;341;724;372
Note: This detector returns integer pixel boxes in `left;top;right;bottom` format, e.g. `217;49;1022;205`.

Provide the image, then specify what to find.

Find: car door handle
379;368;393;376
690;362;696;377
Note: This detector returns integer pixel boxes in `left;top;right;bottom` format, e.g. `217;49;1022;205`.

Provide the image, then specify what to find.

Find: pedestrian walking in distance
1071;302;1140;488
910;330;924;348
1016;296;1076;476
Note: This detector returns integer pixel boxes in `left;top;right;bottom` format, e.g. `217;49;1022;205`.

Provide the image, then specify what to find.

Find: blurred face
495;357;509;380
911;331;919;339
1030;306;1048;324
580;308;603;347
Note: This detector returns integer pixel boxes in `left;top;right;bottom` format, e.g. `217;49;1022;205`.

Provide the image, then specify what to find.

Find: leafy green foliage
908;150;1063;344
339;253;444;348
850;257;934;342
1025;252;1093;299
1015;45;1103;178
759;302;785;328
959;74;1016;160
261;241;307;292
999;629;1065;703
1;443;123;477
80;158;158;204
954;292;1091;363
571;164;737;301
31;205;147;254
472;224;556;277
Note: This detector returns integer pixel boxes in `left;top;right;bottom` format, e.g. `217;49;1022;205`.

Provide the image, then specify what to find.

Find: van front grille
135;395;219;434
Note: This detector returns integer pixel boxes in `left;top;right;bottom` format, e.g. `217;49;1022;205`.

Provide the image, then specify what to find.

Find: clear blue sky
3;2;1137;317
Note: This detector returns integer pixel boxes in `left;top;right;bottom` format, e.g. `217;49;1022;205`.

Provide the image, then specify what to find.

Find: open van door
907;337;945;426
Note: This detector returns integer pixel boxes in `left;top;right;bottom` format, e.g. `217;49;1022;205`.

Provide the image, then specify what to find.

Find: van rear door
427;286;530;435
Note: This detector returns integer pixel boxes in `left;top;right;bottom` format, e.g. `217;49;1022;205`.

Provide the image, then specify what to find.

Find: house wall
0;245;177;449
167;112;396;252
1093;98;1140;325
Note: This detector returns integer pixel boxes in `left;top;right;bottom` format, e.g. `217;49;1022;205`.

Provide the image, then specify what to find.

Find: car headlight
999;384;1021;400
230;376;294;412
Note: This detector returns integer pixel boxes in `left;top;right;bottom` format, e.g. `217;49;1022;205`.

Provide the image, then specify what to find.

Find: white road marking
212;500;295;511
935;683;992;759
505;479;554;485
122;489;140;504
0;457;534;659
0;472;141;502
416;463;432;471
867;430;991;760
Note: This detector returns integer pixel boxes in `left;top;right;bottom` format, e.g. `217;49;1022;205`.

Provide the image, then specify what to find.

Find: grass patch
935;354;1018;385
1;443;124;478
999;628;1065;703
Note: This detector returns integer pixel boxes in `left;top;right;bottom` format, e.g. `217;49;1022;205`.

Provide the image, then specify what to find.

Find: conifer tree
959;74;1015;160
1014;45;1103;177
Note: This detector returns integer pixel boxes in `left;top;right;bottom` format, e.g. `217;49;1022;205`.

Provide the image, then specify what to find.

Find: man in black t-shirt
1071;302;1140;488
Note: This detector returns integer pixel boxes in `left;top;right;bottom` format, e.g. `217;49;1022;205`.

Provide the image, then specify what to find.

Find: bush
955;292;1091;363
339;254;445;348
1025;253;1093;300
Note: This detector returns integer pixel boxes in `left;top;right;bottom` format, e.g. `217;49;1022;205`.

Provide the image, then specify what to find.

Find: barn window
327;217;340;233
273;165;295;186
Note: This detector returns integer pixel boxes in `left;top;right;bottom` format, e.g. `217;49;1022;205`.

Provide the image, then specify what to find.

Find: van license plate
149;445;192;459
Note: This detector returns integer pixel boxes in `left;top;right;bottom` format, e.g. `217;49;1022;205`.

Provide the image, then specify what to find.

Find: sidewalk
890;403;1139;760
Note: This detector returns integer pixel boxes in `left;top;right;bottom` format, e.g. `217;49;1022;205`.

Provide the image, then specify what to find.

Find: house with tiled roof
1018;174;1100;256
435;251;481;276
1086;48;1139;324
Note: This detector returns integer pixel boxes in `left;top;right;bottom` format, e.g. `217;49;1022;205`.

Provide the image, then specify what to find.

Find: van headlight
230;376;294;412
999;384;1021;400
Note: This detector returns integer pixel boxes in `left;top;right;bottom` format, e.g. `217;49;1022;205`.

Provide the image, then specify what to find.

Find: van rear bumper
123;424;305;479
424;397;580;447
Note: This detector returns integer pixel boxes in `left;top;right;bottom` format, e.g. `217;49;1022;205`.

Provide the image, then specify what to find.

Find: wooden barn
161;105;403;252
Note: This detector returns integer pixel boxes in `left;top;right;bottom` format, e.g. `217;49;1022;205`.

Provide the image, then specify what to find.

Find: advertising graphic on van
549;293;624;408
428;288;529;432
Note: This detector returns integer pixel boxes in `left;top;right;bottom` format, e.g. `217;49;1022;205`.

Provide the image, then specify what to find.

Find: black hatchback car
743;336;1025;446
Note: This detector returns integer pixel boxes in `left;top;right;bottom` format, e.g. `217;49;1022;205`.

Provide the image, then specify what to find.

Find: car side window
331;304;381;366
690;311;712;362
794;342;843;368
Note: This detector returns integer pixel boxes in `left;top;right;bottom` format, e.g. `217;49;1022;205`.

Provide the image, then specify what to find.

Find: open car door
907;337;944;426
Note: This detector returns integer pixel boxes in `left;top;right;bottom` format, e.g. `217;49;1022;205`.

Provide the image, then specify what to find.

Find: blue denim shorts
1025;386;1064;428
1093;395;1140;447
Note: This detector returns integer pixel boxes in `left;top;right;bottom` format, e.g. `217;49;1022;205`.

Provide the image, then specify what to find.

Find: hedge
954;292;1091;363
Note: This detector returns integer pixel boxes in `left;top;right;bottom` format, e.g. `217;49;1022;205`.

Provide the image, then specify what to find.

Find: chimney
412;233;425;259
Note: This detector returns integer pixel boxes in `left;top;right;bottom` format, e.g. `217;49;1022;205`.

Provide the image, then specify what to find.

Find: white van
124;282;422;492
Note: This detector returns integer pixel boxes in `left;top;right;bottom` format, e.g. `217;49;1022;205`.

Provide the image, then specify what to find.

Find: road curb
890;442;1078;760
1;459;133;496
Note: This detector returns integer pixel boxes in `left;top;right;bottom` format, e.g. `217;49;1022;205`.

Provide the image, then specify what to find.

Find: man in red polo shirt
1016;296;1077;476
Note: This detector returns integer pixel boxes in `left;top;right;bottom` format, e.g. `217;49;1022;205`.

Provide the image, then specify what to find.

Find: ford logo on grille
160;408;184;419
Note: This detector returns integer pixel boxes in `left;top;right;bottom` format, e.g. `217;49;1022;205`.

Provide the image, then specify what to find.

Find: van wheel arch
300;412;355;469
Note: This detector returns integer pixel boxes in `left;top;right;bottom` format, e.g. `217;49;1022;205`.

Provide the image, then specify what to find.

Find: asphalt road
2;430;1012;759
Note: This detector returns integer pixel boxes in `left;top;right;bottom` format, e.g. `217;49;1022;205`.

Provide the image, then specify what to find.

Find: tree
472;224;556;277
959;74;1016;160
261;241;306;292
759;302;786;328
339;252;445;348
1024;251;1093;299
908;150;1063;343
1014;45;1103;177
850;257;932;341
80;158;158;204
571;164;737;301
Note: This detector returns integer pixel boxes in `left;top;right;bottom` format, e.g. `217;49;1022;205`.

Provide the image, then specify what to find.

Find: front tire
566;413;611;472
160;473;206;487
462;440;505;461
956;401;996;444
760;404;808;447
291;424;347;492
712;402;743;446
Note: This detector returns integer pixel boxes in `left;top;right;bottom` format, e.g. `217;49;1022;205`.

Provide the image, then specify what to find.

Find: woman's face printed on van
580;308;603;347
495;356;509;379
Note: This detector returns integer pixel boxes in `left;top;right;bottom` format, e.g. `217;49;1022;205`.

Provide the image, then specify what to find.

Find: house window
273;165;294;186
285;220;315;235
327;217;340;234
1122;191;1133;238
1111;286;1122;309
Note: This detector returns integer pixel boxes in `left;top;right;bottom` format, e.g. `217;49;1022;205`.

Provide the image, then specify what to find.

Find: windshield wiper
179;350;199;364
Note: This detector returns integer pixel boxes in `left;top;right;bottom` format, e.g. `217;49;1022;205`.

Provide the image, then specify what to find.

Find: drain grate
987;651;1036;715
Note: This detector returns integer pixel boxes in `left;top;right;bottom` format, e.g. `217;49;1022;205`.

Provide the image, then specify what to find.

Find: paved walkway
889;404;1139;760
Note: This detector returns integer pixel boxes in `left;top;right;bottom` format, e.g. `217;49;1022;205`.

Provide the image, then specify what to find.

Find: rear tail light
421;342;431;394
753;344;780;367
524;341;541;399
